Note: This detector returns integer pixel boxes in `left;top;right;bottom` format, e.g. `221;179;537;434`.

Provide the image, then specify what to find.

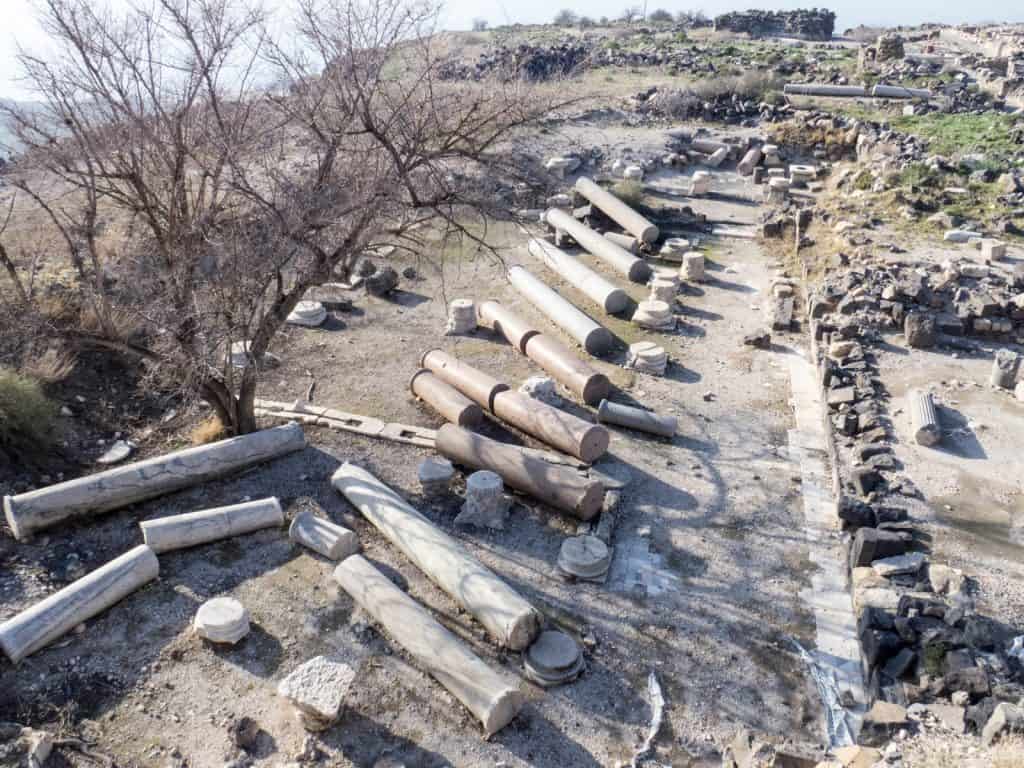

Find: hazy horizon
2;0;1023;100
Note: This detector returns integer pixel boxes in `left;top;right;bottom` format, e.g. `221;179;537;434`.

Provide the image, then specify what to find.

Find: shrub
648;8;673;23
0;368;57;459
190;414;227;446
553;9;578;26
21;347;77;384
612;180;644;207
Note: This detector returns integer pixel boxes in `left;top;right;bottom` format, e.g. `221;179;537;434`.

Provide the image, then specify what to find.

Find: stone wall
712;8;836;41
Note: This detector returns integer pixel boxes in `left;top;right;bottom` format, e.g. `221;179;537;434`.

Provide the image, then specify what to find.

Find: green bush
0;368;58;459
612;180;644;207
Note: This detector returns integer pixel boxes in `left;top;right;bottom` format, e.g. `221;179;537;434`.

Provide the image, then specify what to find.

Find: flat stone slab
277;654;357;731
558;535;611;579
194;597;250;644
287;300;327;327
524;630;584;687
96;440;134;465
872;552;926;578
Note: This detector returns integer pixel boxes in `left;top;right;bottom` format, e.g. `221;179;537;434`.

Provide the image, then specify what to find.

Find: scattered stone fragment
690;171;711;196
557;534;611;580
228;341;281;369
286;300;328;327
194;597;251;644
277;654;357;731
831;745;881;768
742;329;771;350
632;300;675;331
519;375;563;406
444;299;477;335
860;700;908;746
679;251;705;282
904;312;936;349
364;266;399;296
627;341;668;375
850;528;907;568
289;511;359;560
417;457;455;498
872;551;926;577
97;439;134;465
982;702;1024;747
455;470;509;530
981;239;1006;261
648;273;679;303
229;716;261;752
990;349;1021;389
523;630;584;687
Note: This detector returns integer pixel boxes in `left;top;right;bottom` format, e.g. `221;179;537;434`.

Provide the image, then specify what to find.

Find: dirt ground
0;112;839;767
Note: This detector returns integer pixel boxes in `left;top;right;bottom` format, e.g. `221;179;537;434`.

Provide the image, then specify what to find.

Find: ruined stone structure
712;8;835;41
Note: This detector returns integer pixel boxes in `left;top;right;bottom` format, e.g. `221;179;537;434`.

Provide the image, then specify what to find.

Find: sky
3;0;1023;99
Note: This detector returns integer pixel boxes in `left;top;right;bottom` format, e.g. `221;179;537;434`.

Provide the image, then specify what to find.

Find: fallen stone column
508;265;614;355
527;238;629;314
334;555;524;736
435;424;605;520
783;83;867;97
331;463;540;650
573;177;660;244
871;84;931;99
478;302;609;404
0;545;159;663
603;232;639;253
410;369;484;427
597;400;677;438
139;497;284;553
738;147;762;176
706;147;729;167
3;423;306;541
491;390;609;463
690;138;731;155
420;349;509;410
289;511;360;560
524;334;611;406
907;390;941;447
420;349;607;460
545;208;652;283
477;300;540;353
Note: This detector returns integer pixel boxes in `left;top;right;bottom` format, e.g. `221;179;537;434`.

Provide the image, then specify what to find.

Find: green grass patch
889;112;1022;163
0;368;58;459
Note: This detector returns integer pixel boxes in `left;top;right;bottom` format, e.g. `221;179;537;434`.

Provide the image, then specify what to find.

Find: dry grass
21;346;77;384
0;368;57;459
904;733;1024;767
190;414;226;446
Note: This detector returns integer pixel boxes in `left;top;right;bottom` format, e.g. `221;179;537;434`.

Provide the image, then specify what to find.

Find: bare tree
619;6;642;24
1;0;561;434
553;9;578;26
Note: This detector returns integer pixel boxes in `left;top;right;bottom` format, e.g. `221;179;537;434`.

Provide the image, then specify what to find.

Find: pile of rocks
640;87;793;125
438;42;590;81
806;261;1024;748
712;8;836;41
808;259;1024;345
